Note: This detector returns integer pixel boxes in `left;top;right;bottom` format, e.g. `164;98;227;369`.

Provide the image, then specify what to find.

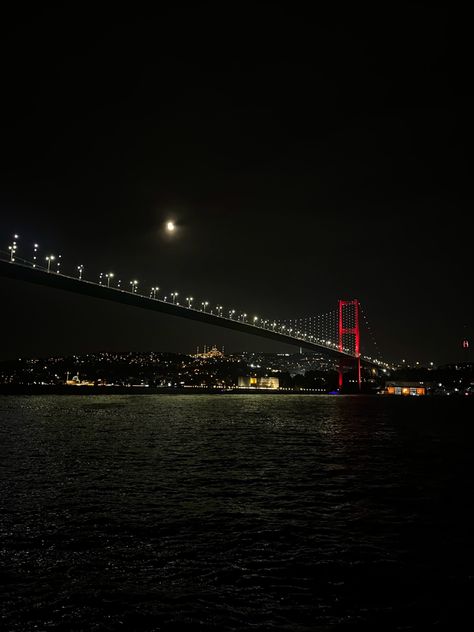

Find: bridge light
45;255;55;272
32;243;39;267
8;235;19;261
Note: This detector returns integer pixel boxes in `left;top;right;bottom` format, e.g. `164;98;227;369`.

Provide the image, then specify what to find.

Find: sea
1;394;473;631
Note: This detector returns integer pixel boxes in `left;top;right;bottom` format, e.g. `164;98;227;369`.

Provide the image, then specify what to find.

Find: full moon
166;221;176;232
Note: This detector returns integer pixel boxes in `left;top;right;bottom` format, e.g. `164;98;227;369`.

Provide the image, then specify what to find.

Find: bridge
1;235;391;387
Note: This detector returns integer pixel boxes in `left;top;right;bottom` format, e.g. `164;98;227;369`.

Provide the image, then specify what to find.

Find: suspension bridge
0;235;392;388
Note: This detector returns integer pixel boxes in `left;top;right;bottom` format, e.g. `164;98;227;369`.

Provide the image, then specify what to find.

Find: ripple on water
1;394;473;630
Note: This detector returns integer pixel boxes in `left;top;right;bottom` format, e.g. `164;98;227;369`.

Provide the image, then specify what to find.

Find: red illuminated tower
338;299;361;390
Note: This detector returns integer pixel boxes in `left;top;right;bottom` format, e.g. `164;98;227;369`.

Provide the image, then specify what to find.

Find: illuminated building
385;381;427;396
238;376;279;389
65;374;96;386
194;345;225;359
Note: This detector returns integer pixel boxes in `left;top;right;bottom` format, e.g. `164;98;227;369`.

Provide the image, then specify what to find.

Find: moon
166;221;176;232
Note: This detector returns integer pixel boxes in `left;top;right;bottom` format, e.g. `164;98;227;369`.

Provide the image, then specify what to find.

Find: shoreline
0;385;342;396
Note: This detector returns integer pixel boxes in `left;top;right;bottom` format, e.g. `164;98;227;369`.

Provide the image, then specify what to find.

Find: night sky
0;6;471;363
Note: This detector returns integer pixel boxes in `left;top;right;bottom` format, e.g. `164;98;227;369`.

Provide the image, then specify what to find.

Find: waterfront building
238;376;279;389
385;381;428;396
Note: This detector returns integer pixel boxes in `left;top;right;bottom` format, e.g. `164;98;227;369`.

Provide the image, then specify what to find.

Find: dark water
1;395;473;631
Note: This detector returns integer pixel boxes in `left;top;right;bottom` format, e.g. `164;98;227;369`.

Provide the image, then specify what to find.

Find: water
1;394;473;630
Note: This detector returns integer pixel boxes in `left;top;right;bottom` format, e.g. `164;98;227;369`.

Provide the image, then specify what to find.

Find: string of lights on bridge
2;234;390;369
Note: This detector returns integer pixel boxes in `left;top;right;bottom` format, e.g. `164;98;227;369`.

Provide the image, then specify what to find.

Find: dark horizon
1;6;471;364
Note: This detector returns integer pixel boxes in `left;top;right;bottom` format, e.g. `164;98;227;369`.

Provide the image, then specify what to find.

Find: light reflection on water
1;394;473;630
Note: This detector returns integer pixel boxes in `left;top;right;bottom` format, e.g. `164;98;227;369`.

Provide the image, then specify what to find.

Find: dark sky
0;5;471;363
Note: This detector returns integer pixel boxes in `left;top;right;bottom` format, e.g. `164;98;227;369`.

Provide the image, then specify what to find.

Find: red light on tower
338;299;361;390
462;339;469;349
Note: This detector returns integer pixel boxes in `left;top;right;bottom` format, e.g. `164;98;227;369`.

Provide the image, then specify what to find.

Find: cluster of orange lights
386;386;426;396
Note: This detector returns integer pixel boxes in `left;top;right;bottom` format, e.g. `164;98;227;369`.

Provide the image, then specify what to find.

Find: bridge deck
0;258;359;361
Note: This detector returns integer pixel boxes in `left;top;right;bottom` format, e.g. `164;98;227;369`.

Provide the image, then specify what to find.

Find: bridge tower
338;299;361;391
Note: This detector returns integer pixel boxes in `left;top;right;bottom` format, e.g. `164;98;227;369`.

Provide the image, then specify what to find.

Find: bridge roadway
0;258;359;362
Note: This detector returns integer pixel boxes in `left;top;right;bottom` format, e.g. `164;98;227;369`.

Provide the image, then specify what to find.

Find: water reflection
1;395;473;630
